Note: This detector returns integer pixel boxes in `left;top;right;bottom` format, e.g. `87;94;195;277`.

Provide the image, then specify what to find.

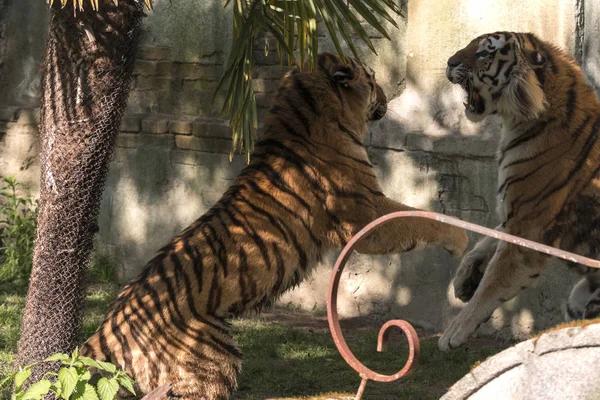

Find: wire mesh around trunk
16;0;145;380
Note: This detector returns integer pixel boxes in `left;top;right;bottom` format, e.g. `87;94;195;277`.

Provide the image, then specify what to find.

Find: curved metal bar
327;211;600;399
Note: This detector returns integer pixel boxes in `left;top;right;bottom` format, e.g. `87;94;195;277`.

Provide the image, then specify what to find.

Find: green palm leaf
44;0;403;159
46;0;153;12
221;0;403;159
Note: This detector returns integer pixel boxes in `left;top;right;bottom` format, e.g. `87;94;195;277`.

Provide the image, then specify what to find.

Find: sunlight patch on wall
116;177;148;243
375;149;438;210
395;287;412;306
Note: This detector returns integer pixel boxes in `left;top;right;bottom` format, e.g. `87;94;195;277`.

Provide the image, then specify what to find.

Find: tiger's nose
447;56;461;68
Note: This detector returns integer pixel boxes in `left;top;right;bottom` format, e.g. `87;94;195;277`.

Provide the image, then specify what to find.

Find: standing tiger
441;31;600;351
80;52;468;399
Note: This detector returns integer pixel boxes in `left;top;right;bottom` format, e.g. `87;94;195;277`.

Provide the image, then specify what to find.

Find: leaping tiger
81;52;468;399
442;31;600;351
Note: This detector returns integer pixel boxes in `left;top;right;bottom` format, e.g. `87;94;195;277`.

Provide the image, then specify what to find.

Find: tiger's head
316;52;387;121
446;31;547;122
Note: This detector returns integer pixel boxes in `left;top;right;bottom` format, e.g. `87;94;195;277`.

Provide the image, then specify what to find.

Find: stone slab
443;323;600;400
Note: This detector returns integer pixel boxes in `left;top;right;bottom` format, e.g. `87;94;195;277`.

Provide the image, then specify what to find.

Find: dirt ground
257;309;511;350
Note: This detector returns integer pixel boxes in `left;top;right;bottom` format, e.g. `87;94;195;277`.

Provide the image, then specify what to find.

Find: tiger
80;52;469;399
441;31;600;351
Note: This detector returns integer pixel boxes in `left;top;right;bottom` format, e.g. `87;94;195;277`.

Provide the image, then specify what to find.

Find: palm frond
220;0;403;160
46;0;153;13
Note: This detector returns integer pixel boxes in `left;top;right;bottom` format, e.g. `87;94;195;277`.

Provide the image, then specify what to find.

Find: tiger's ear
318;52;356;87
332;68;354;85
529;51;546;68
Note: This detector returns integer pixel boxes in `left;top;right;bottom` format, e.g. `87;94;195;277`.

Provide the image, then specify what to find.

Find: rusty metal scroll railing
326;211;600;399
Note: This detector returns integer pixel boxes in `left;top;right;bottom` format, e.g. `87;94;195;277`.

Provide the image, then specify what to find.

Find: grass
0;282;508;400
232;315;507;400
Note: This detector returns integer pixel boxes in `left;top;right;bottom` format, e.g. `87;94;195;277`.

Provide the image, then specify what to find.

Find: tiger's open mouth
369;103;387;121
459;79;484;116
447;66;486;119
455;78;485;117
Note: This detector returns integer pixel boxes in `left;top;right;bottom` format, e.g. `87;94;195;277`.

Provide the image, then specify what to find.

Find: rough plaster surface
0;1;597;338
583;0;600;92
442;323;600;400
141;0;232;64
0;3;48;106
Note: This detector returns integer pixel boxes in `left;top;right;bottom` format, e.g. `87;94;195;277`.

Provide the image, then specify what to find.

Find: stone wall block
179;63;221;81
182;79;219;93
0;107;18;122
133;60;158;76
116;133;138;148
252;65;287;80
141;118;169;134
168;119;193;135
180;88;221;117
135;76;157;90
252;78;280;93
155;78;176;92
138;134;175;148
137;45;172;61
126;91;159;114
175;135;232;154
156;61;175;77
192;119;231;139
120;115;141;133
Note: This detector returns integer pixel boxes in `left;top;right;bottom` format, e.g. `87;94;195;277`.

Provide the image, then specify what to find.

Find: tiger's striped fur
441;31;600;351
80;52;468;399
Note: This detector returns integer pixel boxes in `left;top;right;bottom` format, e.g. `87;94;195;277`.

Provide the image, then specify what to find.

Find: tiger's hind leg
165;323;242;400
583;288;600;319
453;232;499;302
565;277;596;321
566;271;600;321
167;356;241;400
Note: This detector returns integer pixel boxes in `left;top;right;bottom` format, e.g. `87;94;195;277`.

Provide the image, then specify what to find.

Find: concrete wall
583;0;600;91
0;0;48;106
0;0;598;339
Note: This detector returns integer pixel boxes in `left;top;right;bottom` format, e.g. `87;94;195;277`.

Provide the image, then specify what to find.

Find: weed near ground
0;284;508;400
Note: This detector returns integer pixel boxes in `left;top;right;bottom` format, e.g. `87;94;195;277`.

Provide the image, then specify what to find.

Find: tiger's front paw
438;307;484;351
438;324;470;352
453;252;485;303
442;226;469;258
453;271;482;303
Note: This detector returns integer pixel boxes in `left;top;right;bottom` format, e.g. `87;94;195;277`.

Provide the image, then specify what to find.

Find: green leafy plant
0;177;38;283
218;0;404;161
0;348;135;400
44;0;404;158
89;252;117;284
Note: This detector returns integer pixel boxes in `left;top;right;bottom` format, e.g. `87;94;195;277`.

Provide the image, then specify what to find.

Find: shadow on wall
0;1;48;106
140;0;232;64
97;135;247;281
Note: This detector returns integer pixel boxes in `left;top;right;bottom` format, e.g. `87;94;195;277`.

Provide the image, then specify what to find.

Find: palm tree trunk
17;0;144;375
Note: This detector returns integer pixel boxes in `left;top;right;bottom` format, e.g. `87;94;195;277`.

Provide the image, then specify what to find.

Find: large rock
442;322;600;400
